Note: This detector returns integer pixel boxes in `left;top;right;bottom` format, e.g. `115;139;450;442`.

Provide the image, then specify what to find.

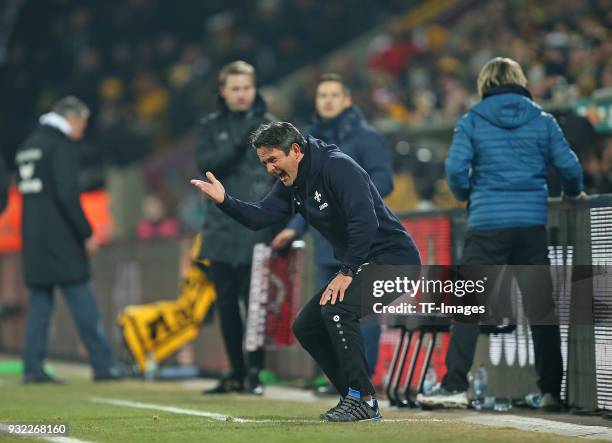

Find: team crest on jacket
313;190;328;210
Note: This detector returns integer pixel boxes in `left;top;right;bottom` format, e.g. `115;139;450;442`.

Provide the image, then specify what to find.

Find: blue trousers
316;264;381;377
23;281;117;378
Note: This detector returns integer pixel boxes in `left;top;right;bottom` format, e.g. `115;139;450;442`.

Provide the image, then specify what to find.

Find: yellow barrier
117;234;216;371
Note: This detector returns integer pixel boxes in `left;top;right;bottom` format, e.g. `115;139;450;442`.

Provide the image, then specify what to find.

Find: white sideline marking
90;397;446;424
0;423;92;443
91;397;239;422
91;397;612;438
461;414;612;441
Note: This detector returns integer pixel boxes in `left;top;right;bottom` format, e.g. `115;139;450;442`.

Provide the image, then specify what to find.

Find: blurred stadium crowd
1;0;403;162
1;0;611;237
291;0;612;126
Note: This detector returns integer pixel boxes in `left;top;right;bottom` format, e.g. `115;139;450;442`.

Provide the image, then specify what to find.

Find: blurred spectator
368;18;419;77
548;110;599;196
136;194;179;240
95;101;152;167
0;151;7;213
596;137;612;194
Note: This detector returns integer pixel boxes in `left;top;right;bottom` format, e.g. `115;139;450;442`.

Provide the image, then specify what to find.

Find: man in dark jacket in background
271;74;393;388
0;152;7;213
196;61;278;395
17;96;121;383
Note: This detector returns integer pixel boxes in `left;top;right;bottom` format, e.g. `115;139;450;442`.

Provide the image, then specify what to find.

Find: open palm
191;171;225;204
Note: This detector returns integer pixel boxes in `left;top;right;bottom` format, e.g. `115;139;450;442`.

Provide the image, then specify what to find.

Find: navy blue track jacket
288;106;394;266
218;136;420;273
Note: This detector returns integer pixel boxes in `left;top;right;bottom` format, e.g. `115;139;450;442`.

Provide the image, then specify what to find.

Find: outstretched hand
191;171;225;204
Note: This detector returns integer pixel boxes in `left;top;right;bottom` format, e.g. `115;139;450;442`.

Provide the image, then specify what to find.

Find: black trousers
441;226;563;397
292;261;420;397
208;262;264;380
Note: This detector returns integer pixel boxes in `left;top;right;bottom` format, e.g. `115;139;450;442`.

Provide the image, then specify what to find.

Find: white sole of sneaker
416;393;468;409
322;417;383;423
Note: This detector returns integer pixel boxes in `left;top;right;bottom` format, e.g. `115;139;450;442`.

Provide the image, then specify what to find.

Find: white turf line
91;398;612;439
461;414;612;441
0;423;92;443
90;397;445;424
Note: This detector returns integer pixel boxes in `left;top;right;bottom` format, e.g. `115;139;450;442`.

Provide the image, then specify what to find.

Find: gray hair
51;96;90;119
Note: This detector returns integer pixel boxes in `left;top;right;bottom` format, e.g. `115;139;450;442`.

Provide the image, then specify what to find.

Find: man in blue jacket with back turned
192;122;420;422
418;57;584;411
271;74;393;387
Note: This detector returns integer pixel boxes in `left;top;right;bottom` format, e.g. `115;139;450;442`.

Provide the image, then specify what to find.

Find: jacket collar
216;93;267;118
311;106;365;141
293;136;333;189
39;112;72;137
293;139;312;189
483;83;532;100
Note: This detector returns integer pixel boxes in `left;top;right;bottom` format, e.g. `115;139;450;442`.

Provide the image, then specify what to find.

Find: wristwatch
339;264;356;277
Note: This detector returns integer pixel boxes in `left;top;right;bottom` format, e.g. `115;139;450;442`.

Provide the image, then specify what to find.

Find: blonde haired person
196;61;277;395
476;57;527;98
417;57;584;411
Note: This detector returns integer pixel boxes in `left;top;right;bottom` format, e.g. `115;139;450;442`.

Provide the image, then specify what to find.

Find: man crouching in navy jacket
192;121;420;422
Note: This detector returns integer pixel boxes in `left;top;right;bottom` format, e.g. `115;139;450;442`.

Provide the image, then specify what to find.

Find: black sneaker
319;396;344;420
246;370;264;396
202;376;244;394
323;395;382;422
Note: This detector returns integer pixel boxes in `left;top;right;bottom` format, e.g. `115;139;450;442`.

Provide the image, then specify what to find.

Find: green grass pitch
0;370;605;443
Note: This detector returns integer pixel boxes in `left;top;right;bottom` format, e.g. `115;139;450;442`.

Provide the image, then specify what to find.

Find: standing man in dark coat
196;61;278;395
16;96;121;383
271;74;393;385
0;151;7;213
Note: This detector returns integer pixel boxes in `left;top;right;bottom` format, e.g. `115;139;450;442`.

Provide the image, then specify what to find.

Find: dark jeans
317;264;381;376
23;281;117;378
441;226;563;397
208;262;264;380
293;262;419;396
